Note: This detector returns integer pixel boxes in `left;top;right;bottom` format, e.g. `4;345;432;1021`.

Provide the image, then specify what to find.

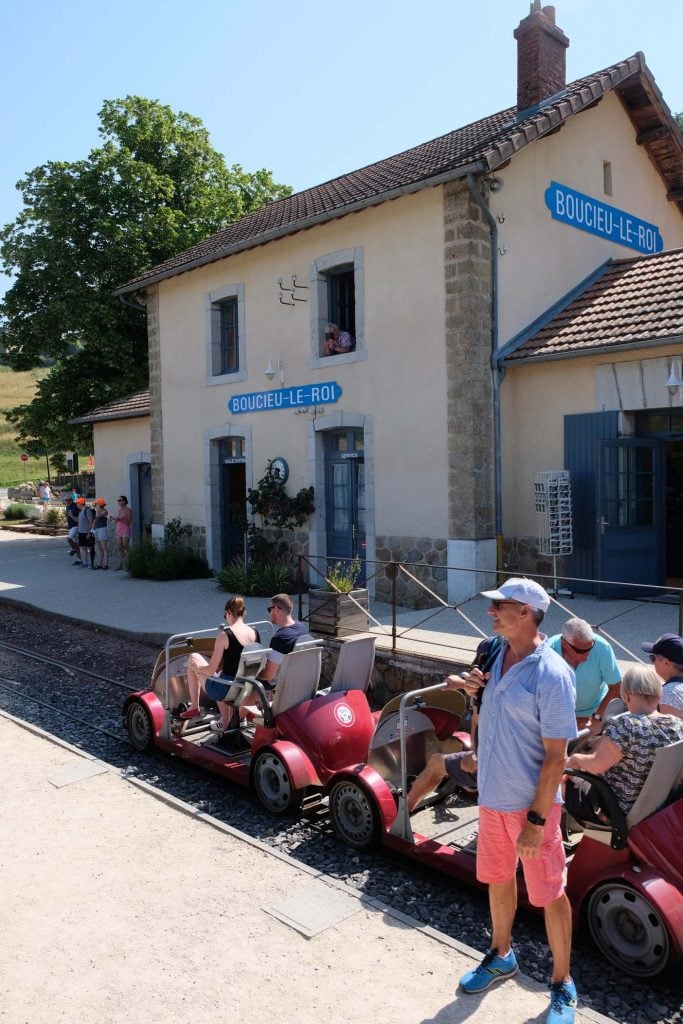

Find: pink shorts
476;804;566;908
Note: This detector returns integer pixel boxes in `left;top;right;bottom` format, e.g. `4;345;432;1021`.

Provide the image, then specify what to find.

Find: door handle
599;516;610;535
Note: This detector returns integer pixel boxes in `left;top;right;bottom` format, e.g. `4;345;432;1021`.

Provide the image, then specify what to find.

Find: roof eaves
503;333;683;366
114;159;487;296
69;408;150;426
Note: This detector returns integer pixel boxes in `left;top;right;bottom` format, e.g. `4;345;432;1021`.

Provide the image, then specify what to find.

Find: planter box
308;588;370;638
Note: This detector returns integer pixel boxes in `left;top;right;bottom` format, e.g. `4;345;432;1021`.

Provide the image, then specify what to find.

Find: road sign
20;453;29;462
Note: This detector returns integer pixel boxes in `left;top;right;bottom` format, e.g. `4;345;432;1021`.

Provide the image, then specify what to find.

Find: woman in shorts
91;499;109;570
111;495;132;569
180;595;260;735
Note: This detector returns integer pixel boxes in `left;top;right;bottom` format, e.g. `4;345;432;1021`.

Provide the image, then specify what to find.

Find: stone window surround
204;282;247;385
309;248;366;370
307;411;375;596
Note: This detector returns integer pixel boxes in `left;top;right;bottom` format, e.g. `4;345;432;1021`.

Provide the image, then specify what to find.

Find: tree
0;96;291;452
676;112;683;133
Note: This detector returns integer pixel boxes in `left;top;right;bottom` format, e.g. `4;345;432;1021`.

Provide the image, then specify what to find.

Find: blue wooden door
325;430;366;582
596;438;664;597
219;439;246;566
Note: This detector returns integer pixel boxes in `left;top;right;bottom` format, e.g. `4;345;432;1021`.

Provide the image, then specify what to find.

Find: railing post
297;555;304;623
387;561;398;653
679;587;682;638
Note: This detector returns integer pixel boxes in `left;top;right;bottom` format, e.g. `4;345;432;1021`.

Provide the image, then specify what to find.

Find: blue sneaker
459;948;519;993
547;978;577;1024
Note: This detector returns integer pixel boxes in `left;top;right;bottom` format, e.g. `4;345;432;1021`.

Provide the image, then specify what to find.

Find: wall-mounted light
665;357;682;401
265;357;285;385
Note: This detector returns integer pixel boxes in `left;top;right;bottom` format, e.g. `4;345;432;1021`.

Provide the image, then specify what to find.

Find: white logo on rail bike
335;703;355;727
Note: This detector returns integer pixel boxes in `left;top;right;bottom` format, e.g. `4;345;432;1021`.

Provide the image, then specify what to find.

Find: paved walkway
0;530;679;668
0;711;610;1024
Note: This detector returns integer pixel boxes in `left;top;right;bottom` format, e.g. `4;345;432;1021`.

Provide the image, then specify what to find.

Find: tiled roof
69;389;150;425
117;53;682;294
503;248;683;362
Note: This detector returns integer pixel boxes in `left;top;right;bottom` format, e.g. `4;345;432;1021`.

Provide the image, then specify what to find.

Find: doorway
324;428;366;582
219;437;247;567
665;439;683;584
132;461;152;542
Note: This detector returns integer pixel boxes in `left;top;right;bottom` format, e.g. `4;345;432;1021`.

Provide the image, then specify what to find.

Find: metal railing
295;554;683;658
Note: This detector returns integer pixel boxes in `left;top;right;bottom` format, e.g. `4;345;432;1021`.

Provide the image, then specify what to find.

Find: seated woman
564;664;683;825
180;595;260;735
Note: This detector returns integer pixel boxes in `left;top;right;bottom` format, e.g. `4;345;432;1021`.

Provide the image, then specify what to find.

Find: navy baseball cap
641;633;683;662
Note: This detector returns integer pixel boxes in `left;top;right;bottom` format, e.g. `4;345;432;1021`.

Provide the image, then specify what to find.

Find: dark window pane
220;299;238;374
327;265;355;336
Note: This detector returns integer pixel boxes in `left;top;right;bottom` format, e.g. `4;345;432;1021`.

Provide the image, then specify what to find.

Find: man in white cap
452;578;578;1024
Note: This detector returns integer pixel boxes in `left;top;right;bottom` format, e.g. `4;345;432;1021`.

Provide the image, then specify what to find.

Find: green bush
126;540;212;581
215;559;289;596
44;507;65;525
3;502;38;520
3;501;31;520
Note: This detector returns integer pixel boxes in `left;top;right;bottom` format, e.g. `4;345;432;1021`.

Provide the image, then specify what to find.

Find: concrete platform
1;530;680;669
0;711;610;1024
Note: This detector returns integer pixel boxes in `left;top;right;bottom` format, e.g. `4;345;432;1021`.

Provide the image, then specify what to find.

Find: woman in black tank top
181;596;259;729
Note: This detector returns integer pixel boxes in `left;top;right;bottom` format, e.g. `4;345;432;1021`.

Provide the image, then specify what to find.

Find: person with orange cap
91;499;109;570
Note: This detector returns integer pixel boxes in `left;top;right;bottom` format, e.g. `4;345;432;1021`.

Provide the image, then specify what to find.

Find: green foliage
44;506;65;525
246;462;315;565
3;502;37;520
215;559;289;596
0;95;292;450
125;540;211;581
163;516;187;545
676;112;683;133
325;556;362;593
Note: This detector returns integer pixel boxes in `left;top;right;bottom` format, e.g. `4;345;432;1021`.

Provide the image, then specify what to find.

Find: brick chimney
514;2;569;112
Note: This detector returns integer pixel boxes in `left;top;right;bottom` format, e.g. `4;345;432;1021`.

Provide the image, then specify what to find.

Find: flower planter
308;588;370;638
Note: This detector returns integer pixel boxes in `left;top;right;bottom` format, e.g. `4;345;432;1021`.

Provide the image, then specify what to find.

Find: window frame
205;282;247;384
309;247;365;368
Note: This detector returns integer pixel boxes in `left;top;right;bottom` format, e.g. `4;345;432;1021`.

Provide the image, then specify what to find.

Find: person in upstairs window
324;322;354;356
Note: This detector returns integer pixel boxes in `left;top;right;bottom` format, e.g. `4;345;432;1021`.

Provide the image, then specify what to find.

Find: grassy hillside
0;366;50;486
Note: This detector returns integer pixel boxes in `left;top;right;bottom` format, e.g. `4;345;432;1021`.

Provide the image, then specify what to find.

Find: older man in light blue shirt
456;578;578;1024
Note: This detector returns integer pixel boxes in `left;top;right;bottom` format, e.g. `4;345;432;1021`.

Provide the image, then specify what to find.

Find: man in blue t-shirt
258;593;308;685
548;618;621;730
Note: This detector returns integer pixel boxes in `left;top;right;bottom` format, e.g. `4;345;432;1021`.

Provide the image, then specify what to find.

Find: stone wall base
503;535;566;581
374;535;448;608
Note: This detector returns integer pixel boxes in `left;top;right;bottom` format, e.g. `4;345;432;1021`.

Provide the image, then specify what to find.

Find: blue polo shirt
548;634;621;717
477;639;577;812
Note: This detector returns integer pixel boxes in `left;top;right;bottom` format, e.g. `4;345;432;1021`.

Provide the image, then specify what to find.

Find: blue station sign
229;380;342;415
544;181;663;255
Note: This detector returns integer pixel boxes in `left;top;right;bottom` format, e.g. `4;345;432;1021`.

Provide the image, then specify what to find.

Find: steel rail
0;639;139;692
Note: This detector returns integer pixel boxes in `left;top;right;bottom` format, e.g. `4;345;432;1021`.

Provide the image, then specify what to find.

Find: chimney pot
514;3;569;111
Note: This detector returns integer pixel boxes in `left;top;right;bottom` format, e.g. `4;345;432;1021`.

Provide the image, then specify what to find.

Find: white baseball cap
481;577;551;613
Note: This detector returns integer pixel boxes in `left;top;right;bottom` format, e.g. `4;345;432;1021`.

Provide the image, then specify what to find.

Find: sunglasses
490;599;522;610
563;637;595;655
648;653;663;663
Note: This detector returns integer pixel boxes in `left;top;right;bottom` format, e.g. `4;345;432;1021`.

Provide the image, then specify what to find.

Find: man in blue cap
641;633;683;718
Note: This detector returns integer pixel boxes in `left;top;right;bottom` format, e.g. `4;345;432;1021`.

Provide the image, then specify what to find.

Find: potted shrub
308;556;369;638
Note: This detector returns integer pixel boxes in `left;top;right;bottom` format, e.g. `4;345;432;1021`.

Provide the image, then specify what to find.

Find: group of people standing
65;494;132;570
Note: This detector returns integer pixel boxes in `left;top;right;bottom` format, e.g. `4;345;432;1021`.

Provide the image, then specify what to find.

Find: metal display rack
534;470;573;597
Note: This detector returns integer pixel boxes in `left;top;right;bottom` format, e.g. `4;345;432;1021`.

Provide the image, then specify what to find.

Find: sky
1;0;681;300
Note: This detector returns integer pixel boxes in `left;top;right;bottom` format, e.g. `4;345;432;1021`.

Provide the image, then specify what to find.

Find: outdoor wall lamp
265;357;285;385
665;357;682;400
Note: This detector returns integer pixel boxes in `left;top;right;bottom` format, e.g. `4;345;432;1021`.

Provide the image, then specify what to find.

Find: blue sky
1;0;681;299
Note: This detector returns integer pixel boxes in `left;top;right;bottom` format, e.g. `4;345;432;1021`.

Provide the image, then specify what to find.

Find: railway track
0;628;681;1024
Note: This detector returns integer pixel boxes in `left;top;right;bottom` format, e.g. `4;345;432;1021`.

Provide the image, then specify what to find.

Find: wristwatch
593;713;602;722
526;810;546;827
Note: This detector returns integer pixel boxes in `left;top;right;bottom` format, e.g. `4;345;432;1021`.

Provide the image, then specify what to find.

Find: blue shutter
564;411;619;592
